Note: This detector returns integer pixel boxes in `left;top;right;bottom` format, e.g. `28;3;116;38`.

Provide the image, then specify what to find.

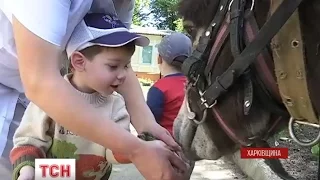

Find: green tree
133;0;150;26
149;0;180;30
174;18;184;32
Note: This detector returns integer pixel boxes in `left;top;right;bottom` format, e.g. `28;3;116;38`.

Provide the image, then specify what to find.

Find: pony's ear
178;0;220;29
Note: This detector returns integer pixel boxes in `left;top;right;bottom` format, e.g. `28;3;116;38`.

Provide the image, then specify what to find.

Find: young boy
10;13;149;180
146;32;192;136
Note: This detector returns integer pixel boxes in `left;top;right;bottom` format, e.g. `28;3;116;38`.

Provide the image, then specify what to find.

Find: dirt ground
109;159;247;180
268;124;320;180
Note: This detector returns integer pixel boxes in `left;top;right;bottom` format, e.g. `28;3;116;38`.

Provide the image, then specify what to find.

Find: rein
182;0;320;148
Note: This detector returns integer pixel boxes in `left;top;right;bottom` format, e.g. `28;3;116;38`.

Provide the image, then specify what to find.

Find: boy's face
73;47;131;96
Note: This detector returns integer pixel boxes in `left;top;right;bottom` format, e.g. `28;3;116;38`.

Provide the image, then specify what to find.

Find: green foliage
133;0;150;26
133;0;184;31
174;18;185;32
138;78;154;86
311;144;319;158
149;0;180;30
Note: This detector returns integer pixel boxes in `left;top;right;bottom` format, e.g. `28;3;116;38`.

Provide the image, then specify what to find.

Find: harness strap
244;12;281;102
211;106;253;146
200;12;284;147
244;11;289;116
243;11;289;146
204;14;230;77
230;0;245;57
270;0;318;124
197;0;304;111
182;0;231;85
230;0;256;115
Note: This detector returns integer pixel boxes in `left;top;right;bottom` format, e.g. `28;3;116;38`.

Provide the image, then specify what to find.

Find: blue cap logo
84;13;126;30
102;15;120;28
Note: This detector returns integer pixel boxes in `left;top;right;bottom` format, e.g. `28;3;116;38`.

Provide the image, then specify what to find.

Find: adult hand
143;122;182;152
18;166;35;180
130;140;189;180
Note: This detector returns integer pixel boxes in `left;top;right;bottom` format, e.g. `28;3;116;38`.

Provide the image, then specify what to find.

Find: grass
311;144;319;158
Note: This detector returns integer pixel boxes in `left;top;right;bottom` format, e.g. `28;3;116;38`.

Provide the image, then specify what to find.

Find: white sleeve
117;0;134;29
90;0;134;29
11;0;71;46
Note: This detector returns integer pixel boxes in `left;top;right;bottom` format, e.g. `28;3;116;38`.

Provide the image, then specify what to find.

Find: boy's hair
67;42;136;72
169;55;188;72
80;41;136;60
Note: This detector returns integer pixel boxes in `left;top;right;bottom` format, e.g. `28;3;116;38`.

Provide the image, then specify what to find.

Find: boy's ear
70;51;87;72
157;55;162;64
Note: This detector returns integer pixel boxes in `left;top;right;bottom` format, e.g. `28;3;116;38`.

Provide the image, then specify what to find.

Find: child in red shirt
146;32;192;135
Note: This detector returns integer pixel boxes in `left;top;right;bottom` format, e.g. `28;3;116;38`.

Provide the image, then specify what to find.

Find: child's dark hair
170;55;188;71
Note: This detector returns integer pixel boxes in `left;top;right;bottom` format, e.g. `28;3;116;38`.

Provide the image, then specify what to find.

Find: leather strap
229;1;254;115
230;0;245;57
204;14;230;77
243;11;281;103
244;11;289;116
270;0;318;124
182;0;230;85
242;72;253;115
197;0;304;111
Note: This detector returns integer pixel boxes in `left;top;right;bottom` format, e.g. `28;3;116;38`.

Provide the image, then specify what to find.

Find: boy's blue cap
66;13;150;57
156;32;192;64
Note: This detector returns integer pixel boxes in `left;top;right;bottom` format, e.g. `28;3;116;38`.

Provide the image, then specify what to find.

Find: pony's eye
185;26;195;35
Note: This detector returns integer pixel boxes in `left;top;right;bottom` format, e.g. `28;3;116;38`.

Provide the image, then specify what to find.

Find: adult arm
11;0;186;178
117;68;157;133
11;8;142;156
11;28;187;175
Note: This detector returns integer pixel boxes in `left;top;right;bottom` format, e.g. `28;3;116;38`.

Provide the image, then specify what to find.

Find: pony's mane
178;0;220;28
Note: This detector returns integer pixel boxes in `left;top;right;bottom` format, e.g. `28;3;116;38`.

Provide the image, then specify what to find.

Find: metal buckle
228;0;235;11
228;0;255;11
193;109;208;125
288;117;320;147
199;90;217;108
185;94;207;125
250;0;255;11
191;74;200;87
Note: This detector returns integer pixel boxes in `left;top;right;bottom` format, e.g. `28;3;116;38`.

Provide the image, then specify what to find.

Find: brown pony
173;0;320;179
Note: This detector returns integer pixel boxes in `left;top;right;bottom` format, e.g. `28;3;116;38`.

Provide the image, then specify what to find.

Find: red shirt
146;73;186;135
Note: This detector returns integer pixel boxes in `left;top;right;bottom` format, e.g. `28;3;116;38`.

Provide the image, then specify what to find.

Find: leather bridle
182;0;308;147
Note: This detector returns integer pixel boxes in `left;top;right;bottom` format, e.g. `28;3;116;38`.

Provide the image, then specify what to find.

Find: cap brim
90;31;150;47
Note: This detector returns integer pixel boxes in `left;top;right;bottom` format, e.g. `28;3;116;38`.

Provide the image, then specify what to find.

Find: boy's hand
142;123;182;152
18;166;35;180
129;140;189;180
